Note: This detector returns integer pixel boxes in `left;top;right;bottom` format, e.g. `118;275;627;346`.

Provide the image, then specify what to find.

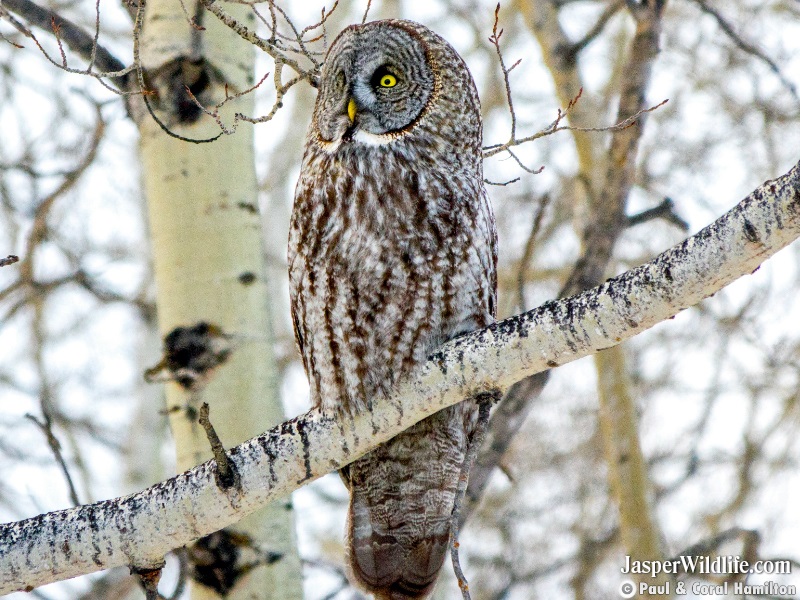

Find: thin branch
361;0;372;24
505;148;544;175
167;0;333;134
450;396;496;599
299;0;341;46
175;0;206;48
0;0;129;89
86;0;103;73
197;0;319;86
482;3;548;176
483;176;521;187
1;158;798;594
627;196;690;231
25;414;81;507
483;98;668;159
691;0;800;105
129;0;220;144
0;255;19;267
266;1;324;69
0;24;25;48
183;64;304;134
19;102;105;285
517;194;551;312
198;403;240;489
488;3;520;143
460;373;548;525
563;0;624;60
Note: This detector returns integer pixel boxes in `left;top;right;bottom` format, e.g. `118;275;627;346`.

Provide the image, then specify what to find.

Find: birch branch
1;0;129;88
1;159;799;594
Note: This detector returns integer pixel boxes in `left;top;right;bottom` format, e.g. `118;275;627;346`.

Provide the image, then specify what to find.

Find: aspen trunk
137;1;302;598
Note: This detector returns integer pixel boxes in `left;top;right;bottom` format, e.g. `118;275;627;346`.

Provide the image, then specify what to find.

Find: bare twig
198;403;240;489
459;373;549;526
128;0;220;143
450;395;497;598
361;0;373;24
86;0;102;73
184;68;270;131
489;4;521;142
0;25;25;48
175;0;206;38
184;64;304;134
266;2;321;68
481;4;668;169
484;176;520;186
483;2;545;175
19;102;105;285
517;194;551;312
299;0;341;46
0;255;19;267
483;97;668;159
507;148;544;175
564;0;624;60
691;0;800;105
170;0;336;134
0;0;130;89
198;0;319;86
25;414;81;506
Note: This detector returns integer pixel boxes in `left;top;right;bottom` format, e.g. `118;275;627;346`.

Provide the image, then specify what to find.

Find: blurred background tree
1;1;799;599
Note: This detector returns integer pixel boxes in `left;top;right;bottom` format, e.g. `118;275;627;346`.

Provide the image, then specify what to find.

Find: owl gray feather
289;20;497;599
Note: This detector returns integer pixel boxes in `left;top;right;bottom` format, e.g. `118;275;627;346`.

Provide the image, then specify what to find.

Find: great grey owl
289;19;497;600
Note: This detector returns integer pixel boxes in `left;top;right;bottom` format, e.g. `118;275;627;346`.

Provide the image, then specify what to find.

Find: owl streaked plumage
289;20;497;599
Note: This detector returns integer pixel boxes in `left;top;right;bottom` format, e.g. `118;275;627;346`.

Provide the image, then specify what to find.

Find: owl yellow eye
380;74;397;88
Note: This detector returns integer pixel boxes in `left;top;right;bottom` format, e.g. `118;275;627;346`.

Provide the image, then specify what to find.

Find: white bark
138;0;302;596
1;160;799;594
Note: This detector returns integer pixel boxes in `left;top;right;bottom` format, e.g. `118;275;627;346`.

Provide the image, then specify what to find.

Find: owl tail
343;404;475;600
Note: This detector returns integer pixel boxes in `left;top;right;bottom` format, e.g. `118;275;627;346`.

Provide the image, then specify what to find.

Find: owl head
311;20;482;160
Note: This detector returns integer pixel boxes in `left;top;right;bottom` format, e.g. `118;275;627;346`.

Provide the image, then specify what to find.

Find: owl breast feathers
289;19;497;600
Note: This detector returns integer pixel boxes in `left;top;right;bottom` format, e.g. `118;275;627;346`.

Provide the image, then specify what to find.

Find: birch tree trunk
137;1;301;598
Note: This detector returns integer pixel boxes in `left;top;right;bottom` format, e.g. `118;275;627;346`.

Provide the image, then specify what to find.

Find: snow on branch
1;159;799;594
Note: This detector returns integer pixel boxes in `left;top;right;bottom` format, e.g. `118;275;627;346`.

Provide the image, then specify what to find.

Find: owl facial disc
316;21;436;145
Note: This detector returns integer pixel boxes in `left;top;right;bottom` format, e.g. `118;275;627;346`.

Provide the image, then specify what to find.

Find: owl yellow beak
347;98;357;123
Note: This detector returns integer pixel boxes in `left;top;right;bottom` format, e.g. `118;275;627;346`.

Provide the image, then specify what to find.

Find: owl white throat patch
319;127;399;154
351;129;397;146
